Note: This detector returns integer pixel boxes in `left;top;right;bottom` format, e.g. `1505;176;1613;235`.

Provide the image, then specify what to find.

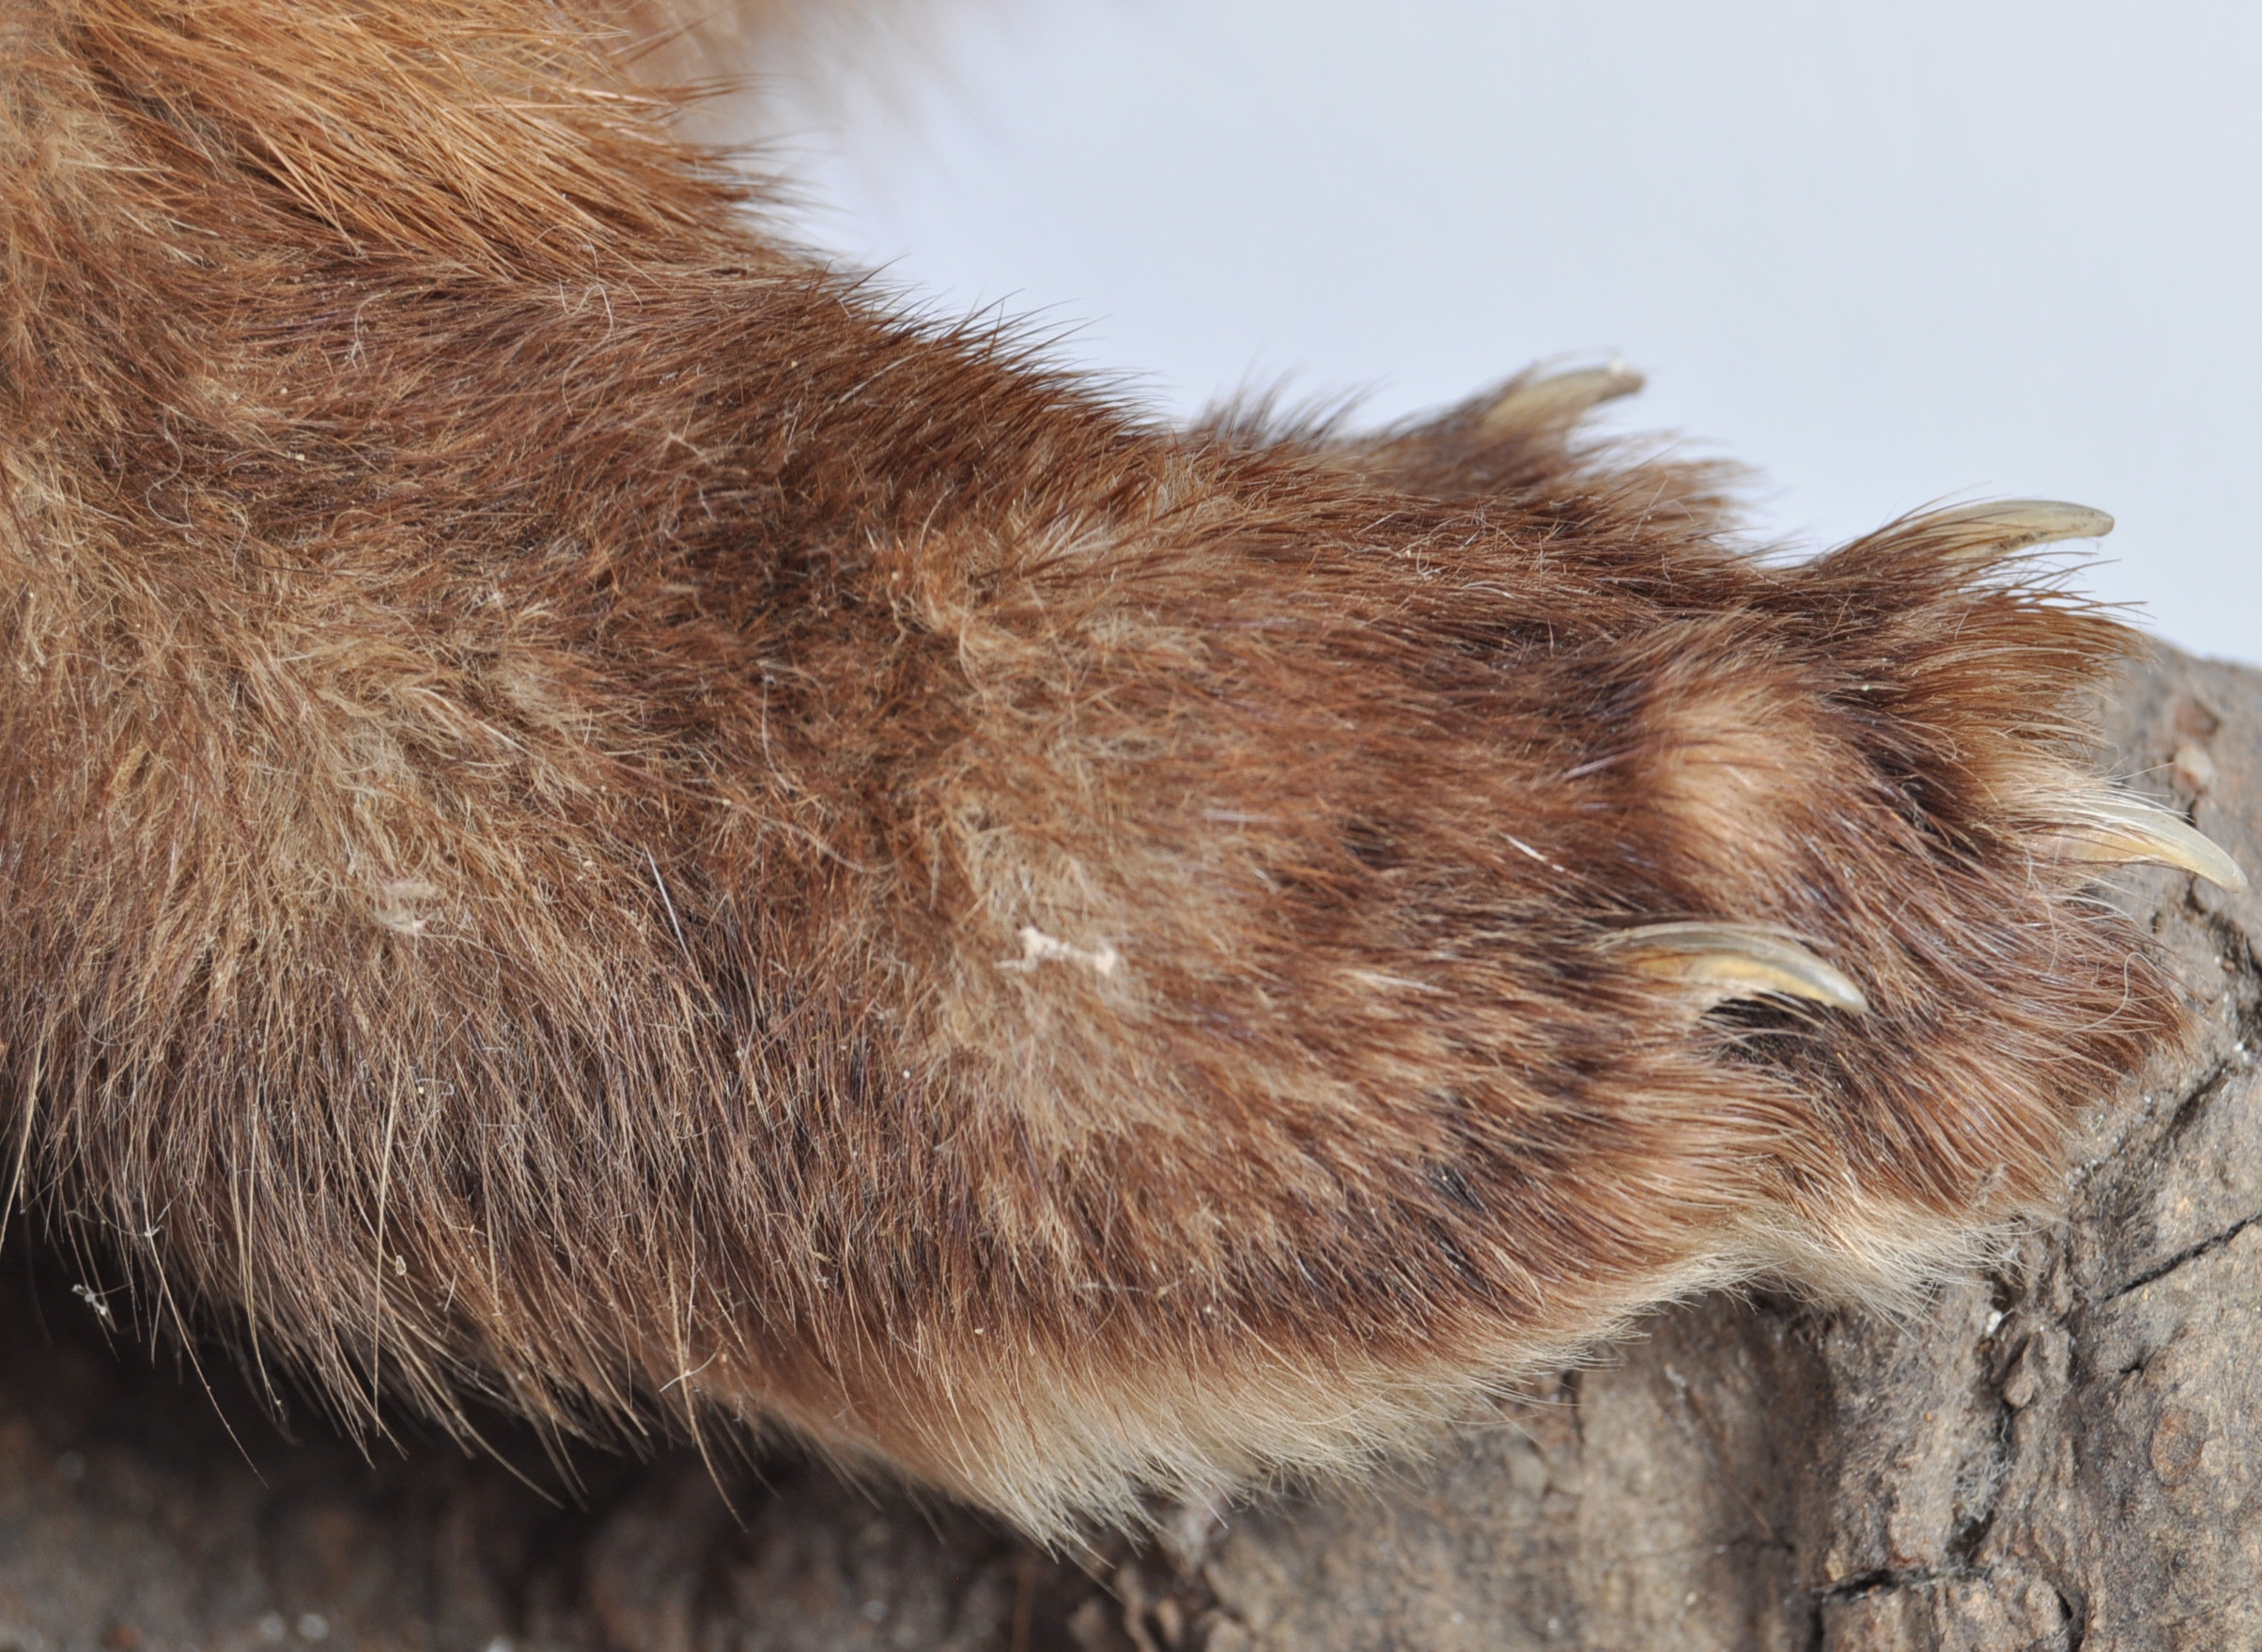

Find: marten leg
1;0;2232;1539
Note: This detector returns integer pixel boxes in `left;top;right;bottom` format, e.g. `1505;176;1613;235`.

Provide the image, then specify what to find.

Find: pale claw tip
1900;499;2115;563
2068;794;2249;891
1601;922;1871;1014
1480;361;1645;438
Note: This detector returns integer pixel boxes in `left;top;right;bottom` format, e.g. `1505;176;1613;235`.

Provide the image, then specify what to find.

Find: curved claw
2066;794;2248;891
1894;500;2115;563
1600;922;1871;1014
1480;362;1645;439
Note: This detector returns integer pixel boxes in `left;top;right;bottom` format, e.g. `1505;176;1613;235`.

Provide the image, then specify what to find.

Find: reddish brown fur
0;0;2191;1536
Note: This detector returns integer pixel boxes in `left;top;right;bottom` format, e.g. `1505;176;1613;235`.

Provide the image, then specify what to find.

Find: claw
1600;922;1870;1013
2066;794;2248;891
1480;361;1645;439
1896;500;2115;563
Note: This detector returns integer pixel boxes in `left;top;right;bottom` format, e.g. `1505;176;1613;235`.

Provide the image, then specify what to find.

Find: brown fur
0;0;2191;1537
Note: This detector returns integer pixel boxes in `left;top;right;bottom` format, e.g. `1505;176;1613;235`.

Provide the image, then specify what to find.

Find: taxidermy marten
2;0;2244;1540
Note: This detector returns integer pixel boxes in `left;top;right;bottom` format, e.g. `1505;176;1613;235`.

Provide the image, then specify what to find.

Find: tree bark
5;645;2255;1652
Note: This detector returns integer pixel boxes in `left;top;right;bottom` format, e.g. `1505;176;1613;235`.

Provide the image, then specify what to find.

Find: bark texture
5;644;2255;1651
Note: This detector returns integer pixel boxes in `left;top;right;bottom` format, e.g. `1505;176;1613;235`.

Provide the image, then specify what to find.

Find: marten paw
1515;494;2242;1279
851;434;2250;1530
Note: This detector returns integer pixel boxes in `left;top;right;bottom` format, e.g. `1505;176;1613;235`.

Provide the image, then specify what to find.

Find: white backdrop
766;0;2260;665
